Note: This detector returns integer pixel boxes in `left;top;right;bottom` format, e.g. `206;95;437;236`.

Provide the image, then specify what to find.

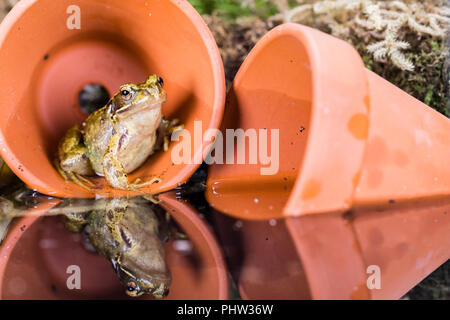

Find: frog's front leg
156;210;187;242
102;134;161;192
156;118;184;152
56;125;95;191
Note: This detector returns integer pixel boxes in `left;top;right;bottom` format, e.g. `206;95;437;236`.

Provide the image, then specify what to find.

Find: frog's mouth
112;259;170;298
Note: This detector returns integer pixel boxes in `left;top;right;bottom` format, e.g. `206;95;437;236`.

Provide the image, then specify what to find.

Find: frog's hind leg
54;157;69;181
54;158;94;192
131;177;162;189
56;125;96;191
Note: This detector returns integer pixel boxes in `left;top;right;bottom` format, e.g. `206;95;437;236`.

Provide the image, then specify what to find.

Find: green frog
52;197;178;298
55;75;171;192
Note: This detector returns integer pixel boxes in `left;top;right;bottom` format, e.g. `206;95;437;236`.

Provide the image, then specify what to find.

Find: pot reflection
212;197;450;300
212;210;311;300
0;193;228;300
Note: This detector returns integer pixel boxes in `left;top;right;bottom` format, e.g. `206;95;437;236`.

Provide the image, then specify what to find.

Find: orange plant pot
0;192;229;300
0;0;225;198
207;24;450;299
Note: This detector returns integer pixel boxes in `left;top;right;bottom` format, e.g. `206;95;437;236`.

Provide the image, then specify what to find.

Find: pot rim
0;0;226;198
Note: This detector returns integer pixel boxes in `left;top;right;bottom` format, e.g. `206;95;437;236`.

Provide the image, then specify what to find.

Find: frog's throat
116;99;165;117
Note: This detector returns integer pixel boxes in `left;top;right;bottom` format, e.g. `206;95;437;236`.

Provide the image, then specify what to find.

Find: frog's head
111;221;171;299
109;74;166;118
112;254;171;299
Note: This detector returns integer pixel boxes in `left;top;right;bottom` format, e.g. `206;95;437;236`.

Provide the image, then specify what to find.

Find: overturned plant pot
0;0;225;198
207;23;450;299
0;192;229;300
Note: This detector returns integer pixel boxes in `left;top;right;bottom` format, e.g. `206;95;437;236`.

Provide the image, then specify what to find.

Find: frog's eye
126;281;140;297
120;88;133;101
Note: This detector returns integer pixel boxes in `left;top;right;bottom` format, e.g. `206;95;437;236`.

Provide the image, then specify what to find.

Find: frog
55;74;170;192
52;197;180;298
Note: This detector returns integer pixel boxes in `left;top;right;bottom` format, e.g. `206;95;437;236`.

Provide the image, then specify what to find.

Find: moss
188;0;278;21
278;5;450;117
362;34;449;117
362;55;374;71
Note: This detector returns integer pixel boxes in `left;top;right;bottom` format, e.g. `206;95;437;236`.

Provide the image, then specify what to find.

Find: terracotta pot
207;24;450;299
0;192;229;300
0;0;225;198
213;199;450;300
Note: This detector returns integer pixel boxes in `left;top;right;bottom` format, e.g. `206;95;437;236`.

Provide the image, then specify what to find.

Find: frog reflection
49;197;184;299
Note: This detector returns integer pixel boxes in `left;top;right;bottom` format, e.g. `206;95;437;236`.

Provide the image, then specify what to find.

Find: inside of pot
0;0;219;196
206;33;313;219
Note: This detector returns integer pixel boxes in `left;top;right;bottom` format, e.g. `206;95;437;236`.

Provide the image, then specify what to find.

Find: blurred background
0;0;448;299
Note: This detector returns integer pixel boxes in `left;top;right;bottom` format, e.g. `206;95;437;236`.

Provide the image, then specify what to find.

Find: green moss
362;55;374;71
188;0;278;20
350;31;449;117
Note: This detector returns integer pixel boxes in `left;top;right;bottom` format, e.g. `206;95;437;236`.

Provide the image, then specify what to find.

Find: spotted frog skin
57;197;175;298
56;75;166;192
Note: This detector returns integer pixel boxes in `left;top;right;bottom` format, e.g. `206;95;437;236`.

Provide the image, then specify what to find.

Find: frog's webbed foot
124;177;162;195
130;177;162;189
142;194;161;204
69;172;95;192
75;173;96;187
54;158;95;192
